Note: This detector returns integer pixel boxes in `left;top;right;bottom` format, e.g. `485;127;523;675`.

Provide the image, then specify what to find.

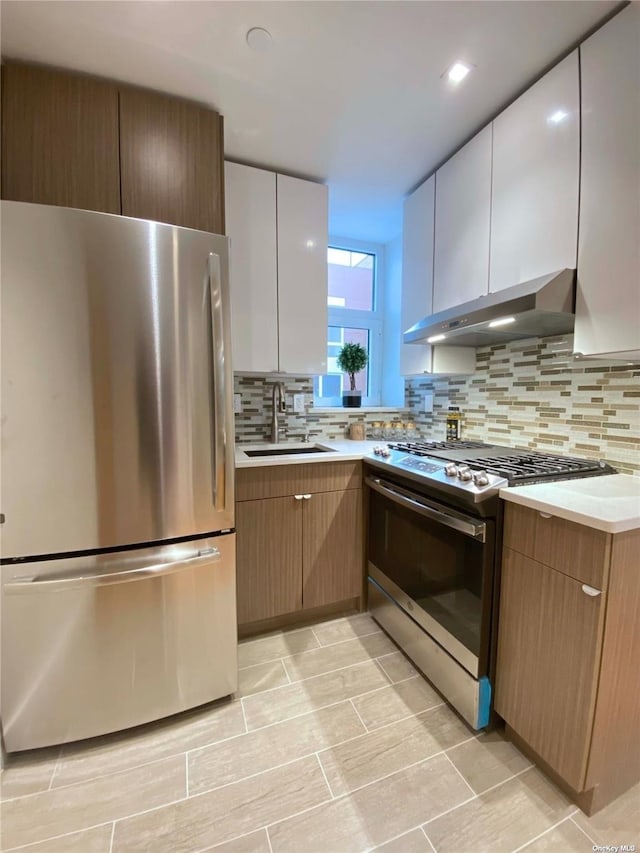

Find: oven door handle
366;476;486;542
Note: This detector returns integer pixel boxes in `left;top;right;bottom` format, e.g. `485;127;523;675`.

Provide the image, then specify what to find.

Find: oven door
366;475;495;678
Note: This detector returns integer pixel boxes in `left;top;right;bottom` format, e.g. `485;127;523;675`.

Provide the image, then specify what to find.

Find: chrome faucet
270;382;287;443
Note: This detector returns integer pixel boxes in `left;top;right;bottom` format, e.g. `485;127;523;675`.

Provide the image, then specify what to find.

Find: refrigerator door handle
4;549;222;594
208;251;227;515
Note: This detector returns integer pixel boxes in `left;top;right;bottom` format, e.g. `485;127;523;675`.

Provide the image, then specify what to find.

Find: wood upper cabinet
119;88;224;233
1;62;225;233
235;462;363;627
497;502;640;813
1;63;120;213
489;51;579;293
225;162;279;372
433;125;492;314
495;548;605;790
224;163;328;374
575;3;640;360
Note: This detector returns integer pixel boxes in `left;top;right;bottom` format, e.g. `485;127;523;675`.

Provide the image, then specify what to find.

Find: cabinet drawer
236;461;362;501
503;502;610;589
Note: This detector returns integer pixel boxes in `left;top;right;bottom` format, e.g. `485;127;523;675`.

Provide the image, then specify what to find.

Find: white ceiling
0;0;620;243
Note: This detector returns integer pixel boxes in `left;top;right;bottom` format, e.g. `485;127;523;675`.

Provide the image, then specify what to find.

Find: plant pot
342;390;362;408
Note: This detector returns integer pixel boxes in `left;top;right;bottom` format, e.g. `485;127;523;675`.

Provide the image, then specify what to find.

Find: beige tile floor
1;613;638;852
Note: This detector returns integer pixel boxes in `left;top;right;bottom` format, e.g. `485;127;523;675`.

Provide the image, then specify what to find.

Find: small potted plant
337;342;368;408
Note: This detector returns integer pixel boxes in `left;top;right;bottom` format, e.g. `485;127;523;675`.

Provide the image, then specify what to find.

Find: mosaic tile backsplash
234;334;639;475
406;334;640;475
233;374;408;443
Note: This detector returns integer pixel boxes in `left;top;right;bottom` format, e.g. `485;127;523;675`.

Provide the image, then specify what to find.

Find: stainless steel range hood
404;269;576;347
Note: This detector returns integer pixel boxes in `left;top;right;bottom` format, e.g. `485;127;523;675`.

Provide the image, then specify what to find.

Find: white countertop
235;439;379;467
500;475;640;533
235;441;640;533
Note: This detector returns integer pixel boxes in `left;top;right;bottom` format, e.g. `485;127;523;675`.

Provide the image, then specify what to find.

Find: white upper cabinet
401;176;474;375
276;174;328;375
490;52;579;293
225;162;278;372
225;164;328;374
401;176;434;375
575;4;640;359
433;125;492;314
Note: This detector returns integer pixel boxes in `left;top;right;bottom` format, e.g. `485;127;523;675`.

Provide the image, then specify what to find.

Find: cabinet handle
582;584;601;597
302;494;311;500
294;495;304;501
539;512;552;519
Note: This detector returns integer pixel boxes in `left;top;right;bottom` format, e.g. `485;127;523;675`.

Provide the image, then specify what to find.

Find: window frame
314;238;384;407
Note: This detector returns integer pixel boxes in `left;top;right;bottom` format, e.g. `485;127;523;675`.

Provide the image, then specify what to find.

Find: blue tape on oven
477;676;492;729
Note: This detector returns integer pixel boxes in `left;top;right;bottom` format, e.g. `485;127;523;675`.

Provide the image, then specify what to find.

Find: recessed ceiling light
443;61;473;85
547;109;568;124
488;317;516;328
427;334;446;343
246;27;272;52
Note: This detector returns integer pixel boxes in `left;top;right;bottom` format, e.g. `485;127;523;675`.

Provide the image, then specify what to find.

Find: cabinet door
277;175;328;374
1;63;120;213
119;89;224;233
401;177;434;375
225;163;279;372
302;489;362;610
236;497;302;624
433;126;492;313
490;52;579;293
575;4;640;359
495;549;605;790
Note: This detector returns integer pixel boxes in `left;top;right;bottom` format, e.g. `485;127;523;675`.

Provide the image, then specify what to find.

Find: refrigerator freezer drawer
1;534;237;752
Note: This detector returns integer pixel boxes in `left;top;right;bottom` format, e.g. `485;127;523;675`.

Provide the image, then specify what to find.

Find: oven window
368;484;494;667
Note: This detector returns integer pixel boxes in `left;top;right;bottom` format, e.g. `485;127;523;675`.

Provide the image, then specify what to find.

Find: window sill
312;406;409;413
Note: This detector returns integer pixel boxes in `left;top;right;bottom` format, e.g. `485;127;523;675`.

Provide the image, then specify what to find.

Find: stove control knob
444;463;458;477
472;470;490;487
457;466;473;482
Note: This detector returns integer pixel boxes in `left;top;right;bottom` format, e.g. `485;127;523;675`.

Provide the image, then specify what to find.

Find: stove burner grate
456;453;610;484
389;440;490;456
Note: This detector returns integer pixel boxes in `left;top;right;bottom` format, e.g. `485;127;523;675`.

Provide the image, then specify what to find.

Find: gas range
366;440;616;512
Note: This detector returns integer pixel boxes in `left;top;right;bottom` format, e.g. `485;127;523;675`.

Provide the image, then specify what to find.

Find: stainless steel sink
244;446;335;457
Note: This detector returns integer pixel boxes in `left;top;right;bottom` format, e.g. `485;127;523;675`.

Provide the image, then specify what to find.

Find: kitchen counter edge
235;443;640;533
234;440;381;468
499;475;640;533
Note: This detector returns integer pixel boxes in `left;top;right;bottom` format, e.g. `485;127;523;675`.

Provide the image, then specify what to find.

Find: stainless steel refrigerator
0;201;237;752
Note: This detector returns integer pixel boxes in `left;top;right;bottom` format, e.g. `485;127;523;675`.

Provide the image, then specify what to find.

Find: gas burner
456;452;615;485
388;440;491;455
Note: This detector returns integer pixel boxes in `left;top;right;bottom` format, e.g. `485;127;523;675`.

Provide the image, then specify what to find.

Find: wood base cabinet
496;503;640;813
236;496;302;624
236;462;363;630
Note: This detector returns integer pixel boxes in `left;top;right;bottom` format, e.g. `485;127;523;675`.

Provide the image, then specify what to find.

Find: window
314;243;383;406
